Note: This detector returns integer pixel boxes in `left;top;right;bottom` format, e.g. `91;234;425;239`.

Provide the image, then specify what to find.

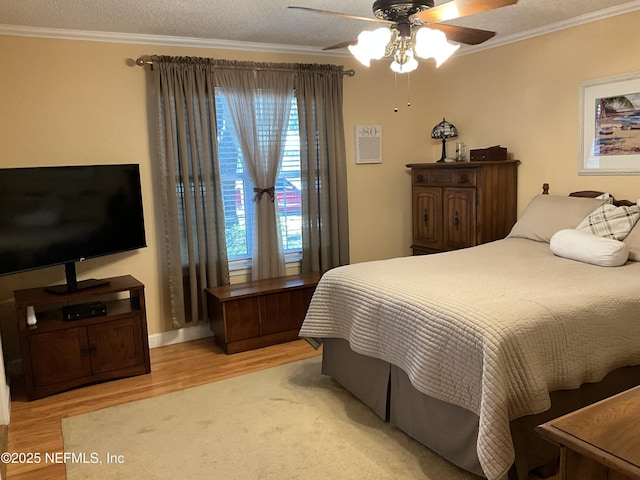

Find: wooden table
537;386;640;480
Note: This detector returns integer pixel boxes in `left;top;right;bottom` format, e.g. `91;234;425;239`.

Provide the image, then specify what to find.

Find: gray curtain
214;61;295;280
148;56;349;328
151;55;229;328
296;64;350;271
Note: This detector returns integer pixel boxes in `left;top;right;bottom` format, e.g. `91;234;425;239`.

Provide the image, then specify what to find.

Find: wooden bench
205;271;324;354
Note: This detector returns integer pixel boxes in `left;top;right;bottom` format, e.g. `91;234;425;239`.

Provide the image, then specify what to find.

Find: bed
299;188;640;480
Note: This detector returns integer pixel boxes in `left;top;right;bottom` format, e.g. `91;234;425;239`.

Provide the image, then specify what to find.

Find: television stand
15;275;150;400
45;278;110;295
44;261;111;295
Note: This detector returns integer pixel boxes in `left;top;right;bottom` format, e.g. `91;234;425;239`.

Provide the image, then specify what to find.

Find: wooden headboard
541;182;635;207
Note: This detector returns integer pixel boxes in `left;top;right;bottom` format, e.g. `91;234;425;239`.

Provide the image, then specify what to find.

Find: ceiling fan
288;0;518;72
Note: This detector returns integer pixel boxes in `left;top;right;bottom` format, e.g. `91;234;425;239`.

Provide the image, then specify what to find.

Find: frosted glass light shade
390;50;418;73
414;27;460;67
348;43;373;67
348;27;392;67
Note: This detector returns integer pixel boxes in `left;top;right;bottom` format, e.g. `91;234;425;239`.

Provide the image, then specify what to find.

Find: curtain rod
135;57;355;77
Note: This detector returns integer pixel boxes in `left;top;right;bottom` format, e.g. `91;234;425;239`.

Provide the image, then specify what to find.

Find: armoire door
443;188;476;250
413;187;443;250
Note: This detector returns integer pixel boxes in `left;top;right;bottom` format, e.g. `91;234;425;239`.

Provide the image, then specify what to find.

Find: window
216;93;302;267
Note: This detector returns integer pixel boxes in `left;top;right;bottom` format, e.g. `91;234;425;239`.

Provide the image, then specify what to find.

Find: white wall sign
355;125;382;164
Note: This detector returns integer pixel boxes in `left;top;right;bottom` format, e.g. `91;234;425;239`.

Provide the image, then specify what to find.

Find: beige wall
345;10;640;264
1;11;639;357
424;12;640;206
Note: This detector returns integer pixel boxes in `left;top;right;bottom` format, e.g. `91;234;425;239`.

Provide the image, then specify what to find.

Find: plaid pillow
577;204;640;240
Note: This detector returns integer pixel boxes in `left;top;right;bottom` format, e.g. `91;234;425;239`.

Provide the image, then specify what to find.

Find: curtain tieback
253;186;275;203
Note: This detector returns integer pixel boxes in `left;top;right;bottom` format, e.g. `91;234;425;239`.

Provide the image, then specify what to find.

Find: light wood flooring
6;337;320;480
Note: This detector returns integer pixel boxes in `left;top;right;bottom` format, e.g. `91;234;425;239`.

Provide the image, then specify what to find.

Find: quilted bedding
299;238;640;480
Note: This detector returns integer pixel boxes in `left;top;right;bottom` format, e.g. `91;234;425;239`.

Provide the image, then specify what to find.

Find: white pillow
550;229;629;267
576;204;640;240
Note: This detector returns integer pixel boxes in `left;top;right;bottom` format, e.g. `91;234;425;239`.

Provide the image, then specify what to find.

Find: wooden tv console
15;275;151;400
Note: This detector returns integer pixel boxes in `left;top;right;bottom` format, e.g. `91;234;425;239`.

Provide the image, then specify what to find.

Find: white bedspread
300;238;640;480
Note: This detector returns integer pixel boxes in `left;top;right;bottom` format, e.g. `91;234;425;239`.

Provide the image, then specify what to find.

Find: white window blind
215;94;302;263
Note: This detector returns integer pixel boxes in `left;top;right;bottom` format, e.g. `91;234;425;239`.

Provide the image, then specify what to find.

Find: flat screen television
0;164;147;294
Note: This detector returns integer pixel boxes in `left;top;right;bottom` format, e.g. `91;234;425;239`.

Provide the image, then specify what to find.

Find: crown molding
458;0;640;56
1;1;639;58
0;24;347;57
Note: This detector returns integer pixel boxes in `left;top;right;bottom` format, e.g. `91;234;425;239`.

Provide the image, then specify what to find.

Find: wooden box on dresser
15;275;151;400
406;160;519;255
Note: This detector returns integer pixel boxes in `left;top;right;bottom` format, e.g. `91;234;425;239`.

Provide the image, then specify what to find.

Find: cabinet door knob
416;174;424;183
454;211;460;229
80;345;89;357
423;208;429;226
459;174;468;184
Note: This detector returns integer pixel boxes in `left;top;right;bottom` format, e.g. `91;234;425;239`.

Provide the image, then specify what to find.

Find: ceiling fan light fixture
390;43;418;73
348;27;392;67
348;25;460;73
433;40;460;67
348;43;372;67
391;32;418;73
414;27;460;67
291;0;515;73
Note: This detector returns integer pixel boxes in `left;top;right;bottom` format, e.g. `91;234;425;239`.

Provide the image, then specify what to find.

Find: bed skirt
321;338;640;480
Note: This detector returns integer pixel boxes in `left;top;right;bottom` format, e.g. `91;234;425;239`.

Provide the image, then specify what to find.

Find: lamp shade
431;118;458;140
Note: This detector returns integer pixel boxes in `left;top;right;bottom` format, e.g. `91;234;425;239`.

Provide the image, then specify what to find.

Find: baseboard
147;323;213;349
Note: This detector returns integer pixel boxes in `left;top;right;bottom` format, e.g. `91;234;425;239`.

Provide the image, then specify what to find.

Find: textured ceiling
1;0;639;52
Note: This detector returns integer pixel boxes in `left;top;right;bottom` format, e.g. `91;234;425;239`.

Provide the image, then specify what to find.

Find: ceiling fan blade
411;0;517;24
429;24;495;45
323;40;357;51
287;6;392;24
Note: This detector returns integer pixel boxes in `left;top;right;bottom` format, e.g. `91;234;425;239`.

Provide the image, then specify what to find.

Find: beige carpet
62;357;481;480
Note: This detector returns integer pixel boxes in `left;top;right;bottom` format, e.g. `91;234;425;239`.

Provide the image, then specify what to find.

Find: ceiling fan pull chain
407;73;411;107
394;72;399;112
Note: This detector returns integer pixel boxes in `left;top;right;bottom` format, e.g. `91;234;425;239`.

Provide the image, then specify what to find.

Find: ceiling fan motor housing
372;0;434;23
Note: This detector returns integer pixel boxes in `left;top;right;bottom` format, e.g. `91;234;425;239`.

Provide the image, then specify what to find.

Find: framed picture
579;71;640;175
354;125;382;164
